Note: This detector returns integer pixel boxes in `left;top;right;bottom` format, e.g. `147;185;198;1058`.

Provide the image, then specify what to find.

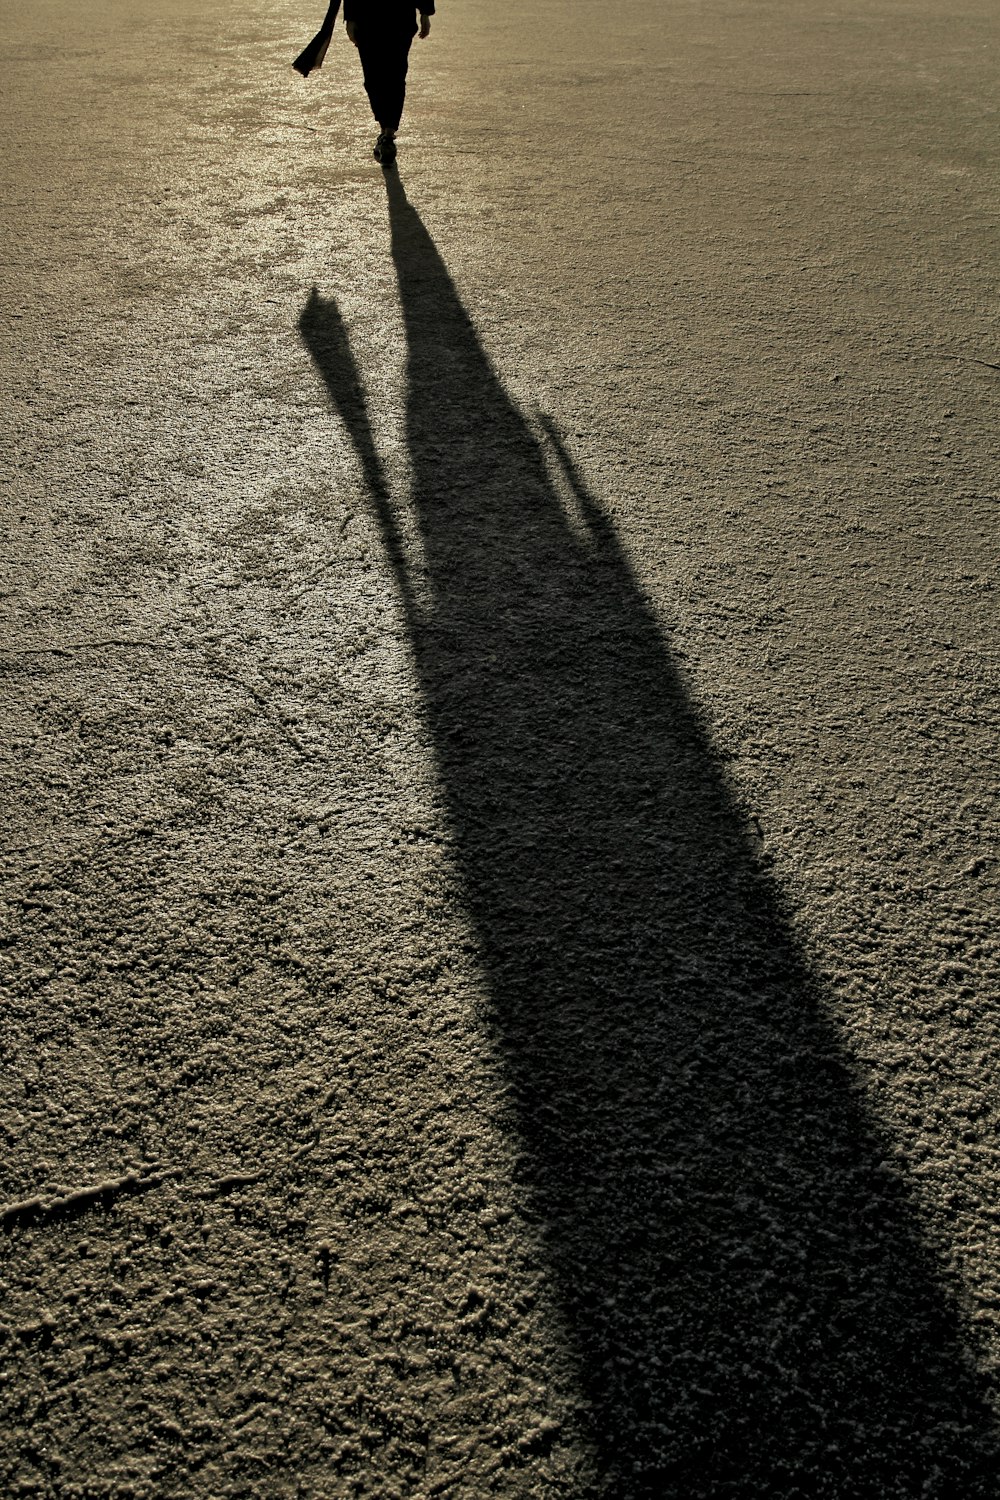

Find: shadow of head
299;179;999;1496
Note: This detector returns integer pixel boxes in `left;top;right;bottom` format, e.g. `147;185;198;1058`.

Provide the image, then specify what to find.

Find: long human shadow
299;175;998;1495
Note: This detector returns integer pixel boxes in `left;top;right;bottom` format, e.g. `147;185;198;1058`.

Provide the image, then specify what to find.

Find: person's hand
345;19;358;45
418;12;431;38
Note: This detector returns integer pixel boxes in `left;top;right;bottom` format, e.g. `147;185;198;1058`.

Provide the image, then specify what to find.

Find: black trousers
356;25;415;132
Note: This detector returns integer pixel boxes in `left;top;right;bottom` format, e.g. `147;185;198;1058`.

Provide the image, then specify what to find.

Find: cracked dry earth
1;0;999;1496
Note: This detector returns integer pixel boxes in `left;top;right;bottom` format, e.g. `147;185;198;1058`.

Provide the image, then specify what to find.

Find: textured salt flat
1;0;998;1494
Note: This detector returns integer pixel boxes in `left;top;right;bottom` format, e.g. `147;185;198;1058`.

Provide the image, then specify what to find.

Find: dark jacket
342;0;434;23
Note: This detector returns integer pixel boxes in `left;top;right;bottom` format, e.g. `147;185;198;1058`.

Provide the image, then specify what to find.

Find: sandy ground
1;0;998;1494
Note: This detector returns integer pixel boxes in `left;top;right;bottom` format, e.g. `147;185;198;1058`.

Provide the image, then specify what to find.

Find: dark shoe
373;131;397;166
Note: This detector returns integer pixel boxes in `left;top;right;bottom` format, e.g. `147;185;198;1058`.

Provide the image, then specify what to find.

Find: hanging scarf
293;0;343;77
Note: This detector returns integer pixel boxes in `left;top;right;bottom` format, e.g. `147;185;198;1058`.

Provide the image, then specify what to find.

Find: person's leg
356;29;414;140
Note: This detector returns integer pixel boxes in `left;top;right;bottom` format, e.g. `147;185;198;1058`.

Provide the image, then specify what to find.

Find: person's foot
373;131;397;166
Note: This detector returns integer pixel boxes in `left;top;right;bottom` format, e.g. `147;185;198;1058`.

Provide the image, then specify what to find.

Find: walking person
344;0;434;166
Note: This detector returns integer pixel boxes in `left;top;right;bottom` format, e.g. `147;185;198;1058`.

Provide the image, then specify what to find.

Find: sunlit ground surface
1;1;998;1494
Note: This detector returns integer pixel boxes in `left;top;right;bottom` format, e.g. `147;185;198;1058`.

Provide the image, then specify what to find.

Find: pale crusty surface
1;1;998;1495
